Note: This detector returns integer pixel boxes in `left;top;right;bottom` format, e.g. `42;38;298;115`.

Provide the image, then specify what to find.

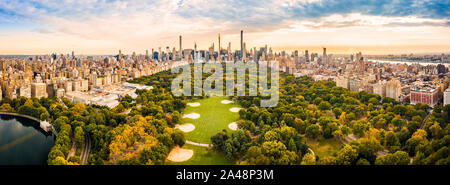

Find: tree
318;101;331;111
0;103;14;112
313;97;323;105
172;129;186;146
368;98;379;105
385;131;400;151
333;107;343;118
157;133;174;149
341;125;351;136
241;146;270;165
336;145;358;165
356;158;371;165
261;141;298;165
40;112;50;121
172;111;181;124
429;122;442;138
358;137;383;163
393;105;407;116
392;118;406;128
375;151;410;165
211;130;229;151
353;120;368;137
405;129;429;156
305;124;320;139
301;153;316;165
74;126;85;148
281;113;296;126
139;143;169;165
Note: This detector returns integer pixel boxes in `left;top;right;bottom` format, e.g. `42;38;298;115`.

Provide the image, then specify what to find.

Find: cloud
0;0;448;54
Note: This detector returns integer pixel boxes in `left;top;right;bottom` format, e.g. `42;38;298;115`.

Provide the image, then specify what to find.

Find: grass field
166;144;234;165
181;96;240;144
306;136;343;159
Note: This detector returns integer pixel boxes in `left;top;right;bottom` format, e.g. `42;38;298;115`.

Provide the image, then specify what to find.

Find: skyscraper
243;42;247;61
240;30;243;59
305;50;309;63
179;35;182;59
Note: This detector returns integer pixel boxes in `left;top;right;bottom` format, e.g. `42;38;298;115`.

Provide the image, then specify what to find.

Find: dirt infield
182;113;200;119
229;107;242;112
228;122;238;131
175;123;195;132
187;102;200;107
167;146;194;162
221;100;233;104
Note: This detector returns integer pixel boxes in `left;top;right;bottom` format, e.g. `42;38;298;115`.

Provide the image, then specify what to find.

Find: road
80;134;91;165
420;108;433;129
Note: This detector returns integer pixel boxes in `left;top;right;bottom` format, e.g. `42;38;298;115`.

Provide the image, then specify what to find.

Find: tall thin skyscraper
179;35;182;59
240;30;243;59
305;50;309;63
228;42;232;61
218;33;221;54
243;42;247;60
179;35;182;51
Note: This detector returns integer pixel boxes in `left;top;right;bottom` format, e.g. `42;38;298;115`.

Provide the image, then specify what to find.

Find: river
367;59;450;67
0;115;55;165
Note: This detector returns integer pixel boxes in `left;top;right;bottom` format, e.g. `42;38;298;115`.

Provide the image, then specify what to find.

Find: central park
0;63;449;165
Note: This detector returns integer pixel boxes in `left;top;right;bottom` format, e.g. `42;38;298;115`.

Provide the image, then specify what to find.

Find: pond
0;114;55;165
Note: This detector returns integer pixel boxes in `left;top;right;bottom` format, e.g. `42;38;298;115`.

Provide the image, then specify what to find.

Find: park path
308;148;315;156
185;140;211;147
420;108;433;129
66;135;77;160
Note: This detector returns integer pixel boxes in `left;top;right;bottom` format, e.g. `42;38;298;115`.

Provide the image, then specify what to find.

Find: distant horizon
1;45;449;56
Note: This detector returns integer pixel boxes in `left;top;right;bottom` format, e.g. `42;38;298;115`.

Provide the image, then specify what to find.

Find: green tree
305;124;320;139
318;101;332;111
336;145;358;165
375;151;410;165
74;126;85;148
301;153;316;165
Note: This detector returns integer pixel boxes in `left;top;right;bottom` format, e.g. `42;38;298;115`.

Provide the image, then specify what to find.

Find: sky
0;0;449;55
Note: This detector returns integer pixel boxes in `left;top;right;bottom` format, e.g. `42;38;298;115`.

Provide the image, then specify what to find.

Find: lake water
0;115;55;165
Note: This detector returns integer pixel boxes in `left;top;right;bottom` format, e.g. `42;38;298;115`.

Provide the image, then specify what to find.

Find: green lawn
166;144;234;165
181;96;240;144
306;136;343;159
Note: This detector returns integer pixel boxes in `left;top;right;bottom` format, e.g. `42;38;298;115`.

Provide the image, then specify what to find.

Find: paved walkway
420;109;433;129
308;148;315;156
185;140;211;147
66;135;77;160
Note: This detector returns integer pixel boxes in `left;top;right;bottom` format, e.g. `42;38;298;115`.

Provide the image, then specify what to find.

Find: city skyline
0;0;449;55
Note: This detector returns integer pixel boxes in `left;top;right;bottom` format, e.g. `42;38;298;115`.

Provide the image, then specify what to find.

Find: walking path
308;148;315;156
185;140;211;147
420;109;433;129
66;135;77;160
